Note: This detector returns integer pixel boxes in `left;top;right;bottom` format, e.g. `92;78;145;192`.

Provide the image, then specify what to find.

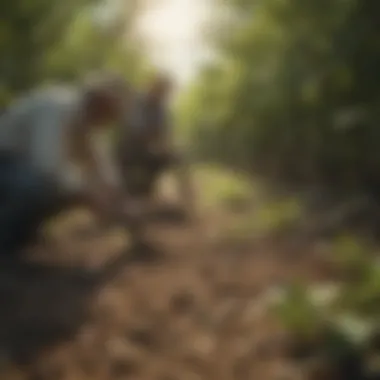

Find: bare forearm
69;128;110;205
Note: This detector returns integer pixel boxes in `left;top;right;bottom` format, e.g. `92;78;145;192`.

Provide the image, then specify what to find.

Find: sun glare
137;0;212;86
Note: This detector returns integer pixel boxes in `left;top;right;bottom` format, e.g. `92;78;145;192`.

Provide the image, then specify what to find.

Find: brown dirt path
0;203;327;380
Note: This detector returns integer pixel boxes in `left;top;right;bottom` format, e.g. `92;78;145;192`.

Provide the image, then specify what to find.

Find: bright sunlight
137;0;213;86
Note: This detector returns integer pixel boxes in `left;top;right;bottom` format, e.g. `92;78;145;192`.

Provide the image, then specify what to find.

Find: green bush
272;237;380;377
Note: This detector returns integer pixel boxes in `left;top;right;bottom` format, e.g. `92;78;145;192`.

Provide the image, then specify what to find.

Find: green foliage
0;0;150;106
273;282;329;340
194;164;254;207
273;238;380;374
254;197;302;234
45;2;150;85
0;0;95;99
178;0;380;193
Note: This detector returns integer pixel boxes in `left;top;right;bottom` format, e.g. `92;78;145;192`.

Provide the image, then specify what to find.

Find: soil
0;202;331;380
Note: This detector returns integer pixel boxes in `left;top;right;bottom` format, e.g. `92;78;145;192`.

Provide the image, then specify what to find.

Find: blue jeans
0;152;62;256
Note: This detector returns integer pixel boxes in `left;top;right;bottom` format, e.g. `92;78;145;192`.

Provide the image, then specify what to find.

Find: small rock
109;357;140;377
105;338;142;377
170;291;196;315
191;333;215;357
106;337;141;358
127;325;157;350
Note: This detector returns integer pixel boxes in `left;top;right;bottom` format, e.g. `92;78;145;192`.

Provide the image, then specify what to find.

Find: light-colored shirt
0;85;120;193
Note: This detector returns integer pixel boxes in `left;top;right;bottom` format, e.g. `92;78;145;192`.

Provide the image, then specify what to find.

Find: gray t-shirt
119;91;170;145
0;85;120;192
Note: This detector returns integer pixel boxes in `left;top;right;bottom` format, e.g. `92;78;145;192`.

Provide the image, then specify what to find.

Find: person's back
0;75;131;256
0;85;82;189
135;92;168;137
118;80;171;157
117;76;181;201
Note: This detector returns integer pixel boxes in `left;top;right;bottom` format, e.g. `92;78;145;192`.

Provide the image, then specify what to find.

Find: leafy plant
273;237;380;377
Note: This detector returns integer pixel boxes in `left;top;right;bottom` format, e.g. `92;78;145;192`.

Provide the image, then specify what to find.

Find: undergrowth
272;236;380;379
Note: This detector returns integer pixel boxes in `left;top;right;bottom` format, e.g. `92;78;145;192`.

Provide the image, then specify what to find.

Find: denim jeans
0;152;62;256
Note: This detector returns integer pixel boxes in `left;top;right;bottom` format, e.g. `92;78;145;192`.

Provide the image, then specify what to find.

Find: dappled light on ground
0;166;329;380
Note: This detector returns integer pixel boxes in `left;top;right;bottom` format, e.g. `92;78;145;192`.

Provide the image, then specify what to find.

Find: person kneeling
117;74;196;220
0;73;135;258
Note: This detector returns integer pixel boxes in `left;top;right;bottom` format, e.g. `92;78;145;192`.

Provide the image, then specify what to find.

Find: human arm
68;123;123;220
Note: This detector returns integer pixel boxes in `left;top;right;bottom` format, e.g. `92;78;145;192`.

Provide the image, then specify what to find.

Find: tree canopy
0;0;151;105
178;0;380;194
